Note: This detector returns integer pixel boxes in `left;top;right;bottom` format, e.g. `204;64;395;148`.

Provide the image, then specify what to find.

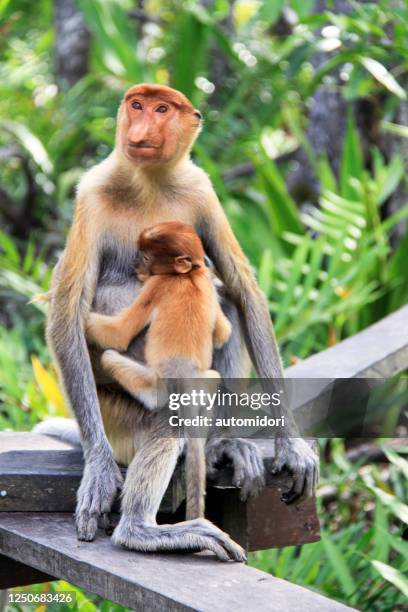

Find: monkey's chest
93;242;140;315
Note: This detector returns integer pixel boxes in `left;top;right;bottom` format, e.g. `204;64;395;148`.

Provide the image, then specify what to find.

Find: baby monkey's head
136;221;205;279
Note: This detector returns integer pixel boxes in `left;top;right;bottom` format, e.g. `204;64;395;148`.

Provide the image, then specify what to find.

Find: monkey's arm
199;193;319;502
213;301;232;349
47;201;122;541
86;285;155;351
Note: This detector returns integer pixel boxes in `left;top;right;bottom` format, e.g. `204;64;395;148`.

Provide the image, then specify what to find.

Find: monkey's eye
155;105;168;113
131;101;143;110
142;254;150;263
194;110;202;120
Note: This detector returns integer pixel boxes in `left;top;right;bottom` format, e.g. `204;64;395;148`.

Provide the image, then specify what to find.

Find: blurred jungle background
0;0;408;610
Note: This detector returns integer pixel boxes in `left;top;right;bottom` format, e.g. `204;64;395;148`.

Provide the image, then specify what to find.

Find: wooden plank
0;433;319;551
0;433;183;515
0;554;54;589
283;304;408;433
0;513;355;612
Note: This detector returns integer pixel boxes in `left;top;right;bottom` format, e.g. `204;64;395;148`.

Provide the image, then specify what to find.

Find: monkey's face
134;251;152;282
137;222;205;277
118;84;202;166
136;251;193;277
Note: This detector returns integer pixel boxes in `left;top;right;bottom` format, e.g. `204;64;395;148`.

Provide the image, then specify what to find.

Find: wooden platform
0;433;320;552
0;513;354;611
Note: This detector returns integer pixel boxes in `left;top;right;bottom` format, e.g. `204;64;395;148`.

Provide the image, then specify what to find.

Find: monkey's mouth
127;142;159;150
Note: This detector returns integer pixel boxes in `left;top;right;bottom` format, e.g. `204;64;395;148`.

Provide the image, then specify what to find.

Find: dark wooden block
207;485;320;552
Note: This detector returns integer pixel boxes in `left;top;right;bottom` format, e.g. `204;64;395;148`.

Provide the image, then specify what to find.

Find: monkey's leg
101;349;162;410
112;433;246;562
208;297;266;500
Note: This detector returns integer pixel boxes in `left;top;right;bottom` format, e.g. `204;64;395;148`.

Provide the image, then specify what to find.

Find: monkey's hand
86;312;129;351
206;438;265;500
271;437;319;504
76;450;123;542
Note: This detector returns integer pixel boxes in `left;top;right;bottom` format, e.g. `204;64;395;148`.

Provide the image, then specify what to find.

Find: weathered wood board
0;433;320;551
0;513;354;612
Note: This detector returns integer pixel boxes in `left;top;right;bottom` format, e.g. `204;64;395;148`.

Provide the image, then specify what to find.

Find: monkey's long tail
185;437;206;520
33;417;81;446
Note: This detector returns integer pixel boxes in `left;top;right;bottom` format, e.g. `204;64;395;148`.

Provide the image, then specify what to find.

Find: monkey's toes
191;519;246;562
75;510;98;542
101;349;121;368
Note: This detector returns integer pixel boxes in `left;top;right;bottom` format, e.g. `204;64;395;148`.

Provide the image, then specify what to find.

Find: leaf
251;150;303;235
259;0;284;25
31;357;68;416
371;560;408;598
367;485;408;524
381;121;408;139
290;0;316;19
320;531;357;597
360;57;407;100
0;120;53;174
0;231;20;265
340;112;363;199
376;154;404;205
76;0;145;82
171;9;210;99
383;448;408;479
318;155;337;192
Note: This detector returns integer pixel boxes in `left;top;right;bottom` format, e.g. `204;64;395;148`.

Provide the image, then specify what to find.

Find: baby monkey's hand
85;312;129;352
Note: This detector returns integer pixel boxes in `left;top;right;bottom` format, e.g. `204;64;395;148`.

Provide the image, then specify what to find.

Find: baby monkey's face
135;252;153;281
135;249;194;280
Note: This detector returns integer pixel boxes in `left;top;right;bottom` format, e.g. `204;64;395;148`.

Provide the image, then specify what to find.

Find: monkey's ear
174;256;193;274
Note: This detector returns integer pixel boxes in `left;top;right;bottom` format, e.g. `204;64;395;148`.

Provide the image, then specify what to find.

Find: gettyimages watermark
145;376;408;439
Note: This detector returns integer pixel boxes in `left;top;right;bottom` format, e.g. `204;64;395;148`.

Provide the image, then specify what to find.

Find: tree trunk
287;0;382;203
54;0;90;88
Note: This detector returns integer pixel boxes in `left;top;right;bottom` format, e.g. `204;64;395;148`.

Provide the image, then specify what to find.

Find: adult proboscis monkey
36;84;319;559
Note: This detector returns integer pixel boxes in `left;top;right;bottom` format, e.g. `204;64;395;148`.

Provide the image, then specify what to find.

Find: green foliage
1;1;408;610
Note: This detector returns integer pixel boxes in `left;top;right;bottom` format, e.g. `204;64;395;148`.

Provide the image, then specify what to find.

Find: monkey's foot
271;437;319;504
206;438;265;501
112;516;246;562
86;313;128;351
75;454;123;542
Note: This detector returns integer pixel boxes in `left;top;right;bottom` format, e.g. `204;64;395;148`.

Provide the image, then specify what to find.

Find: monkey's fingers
205;444;223;480
99;512;114;536
224;440;265;500
76;510;99;542
271;437;319;504
280;470;306;505
237;444;265;501
75;459;123;542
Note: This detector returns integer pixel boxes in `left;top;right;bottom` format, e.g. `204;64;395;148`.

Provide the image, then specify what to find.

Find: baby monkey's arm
213;301;232;349
86;284;155;351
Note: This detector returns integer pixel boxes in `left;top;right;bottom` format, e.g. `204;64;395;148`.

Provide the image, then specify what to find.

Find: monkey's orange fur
86;221;231;376
86;221;231;521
